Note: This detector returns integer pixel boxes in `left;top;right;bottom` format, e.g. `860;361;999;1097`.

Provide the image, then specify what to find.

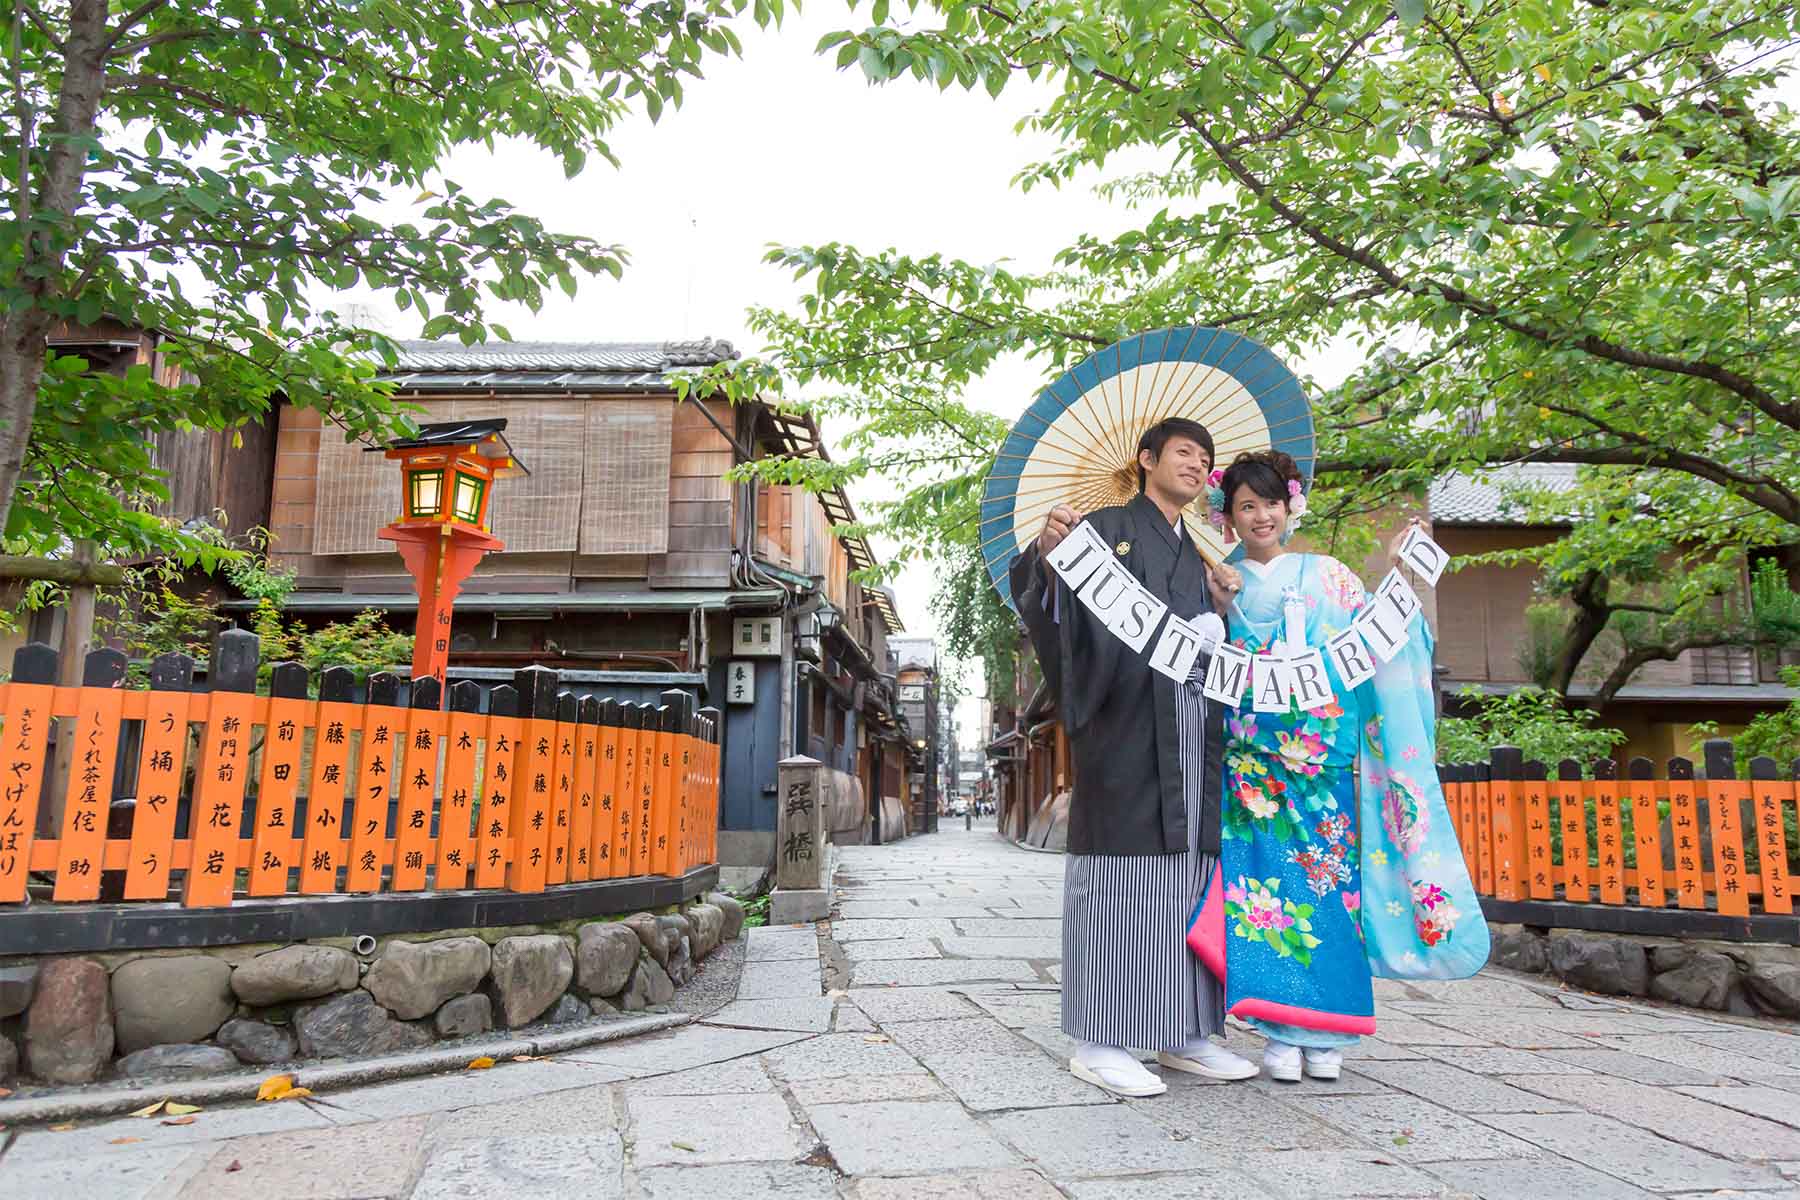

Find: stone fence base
1489;923;1800;1019
0;894;746;1090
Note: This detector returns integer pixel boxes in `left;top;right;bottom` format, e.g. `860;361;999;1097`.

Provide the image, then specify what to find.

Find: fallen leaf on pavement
862;1035;890;1043
256;1074;297;1101
225;1161;243;1173
161;1115;197;1126
510;1055;543;1063
467;1056;496;1070
49;1122;75;1132
671;1141;697;1152
130;1101;166;1118
108;1136;143;1145
164;1102;201;1115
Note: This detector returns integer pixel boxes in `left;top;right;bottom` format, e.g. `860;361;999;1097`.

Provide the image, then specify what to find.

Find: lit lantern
374;419;528;697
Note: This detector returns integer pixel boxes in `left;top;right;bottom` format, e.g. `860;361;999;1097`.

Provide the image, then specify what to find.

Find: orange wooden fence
1441;743;1798;918
0;633;721;908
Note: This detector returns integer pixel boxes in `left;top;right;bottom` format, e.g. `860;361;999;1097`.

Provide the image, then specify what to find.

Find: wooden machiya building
257;338;917;871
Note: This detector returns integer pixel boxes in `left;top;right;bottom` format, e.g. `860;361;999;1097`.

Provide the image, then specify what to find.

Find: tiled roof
389;339;738;372
1428;463;1580;526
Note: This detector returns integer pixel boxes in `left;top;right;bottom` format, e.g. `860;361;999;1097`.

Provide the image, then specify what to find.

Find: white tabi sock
1075;1042;1142;1073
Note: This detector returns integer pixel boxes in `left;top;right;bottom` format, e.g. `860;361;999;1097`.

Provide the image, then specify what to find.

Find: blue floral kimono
1188;552;1489;1045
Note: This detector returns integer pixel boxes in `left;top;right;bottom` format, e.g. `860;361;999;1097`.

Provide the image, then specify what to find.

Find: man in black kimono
1008;416;1259;1096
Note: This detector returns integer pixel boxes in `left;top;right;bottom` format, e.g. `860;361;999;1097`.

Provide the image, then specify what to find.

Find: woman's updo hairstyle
1219;450;1304;510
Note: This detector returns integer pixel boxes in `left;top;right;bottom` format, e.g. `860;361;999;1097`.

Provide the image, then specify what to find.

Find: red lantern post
375;420;526;697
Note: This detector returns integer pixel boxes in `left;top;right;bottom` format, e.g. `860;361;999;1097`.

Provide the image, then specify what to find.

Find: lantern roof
372;418;529;476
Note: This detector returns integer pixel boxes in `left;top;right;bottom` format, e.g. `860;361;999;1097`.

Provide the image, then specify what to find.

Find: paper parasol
980;325;1316;612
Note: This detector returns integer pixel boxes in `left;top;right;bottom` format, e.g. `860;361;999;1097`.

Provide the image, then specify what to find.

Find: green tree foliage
95;536;413;690
2;0;779;564
723;0;1800;697
1436;685;1625;769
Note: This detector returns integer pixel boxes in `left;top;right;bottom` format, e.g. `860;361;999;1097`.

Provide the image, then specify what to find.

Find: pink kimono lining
1187;865;1378;1036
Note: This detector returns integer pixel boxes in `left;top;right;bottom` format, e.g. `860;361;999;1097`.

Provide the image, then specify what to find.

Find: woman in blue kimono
1188;450;1489;1082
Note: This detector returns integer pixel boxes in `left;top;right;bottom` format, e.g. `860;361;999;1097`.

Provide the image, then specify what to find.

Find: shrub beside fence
1441;741;1798;930
0;631;720;909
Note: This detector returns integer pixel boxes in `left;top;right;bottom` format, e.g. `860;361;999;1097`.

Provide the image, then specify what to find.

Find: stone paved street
7;822;1800;1198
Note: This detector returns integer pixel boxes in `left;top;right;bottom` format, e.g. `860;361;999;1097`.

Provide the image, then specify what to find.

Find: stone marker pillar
771;756;833;924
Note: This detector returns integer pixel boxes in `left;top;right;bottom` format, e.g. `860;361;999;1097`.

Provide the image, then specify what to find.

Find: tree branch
1066;53;1796;430
1594;631;1749;708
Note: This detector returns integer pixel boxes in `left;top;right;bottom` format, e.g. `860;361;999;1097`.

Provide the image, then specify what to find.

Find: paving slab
424;1084;620;1145
327;1058;623;1121
984;1103;1226;1178
954;989;1064;1028
172;1115;428;1200
760;1032;925;1082
1129;1082;1360;1151
1059;1172;1280;1200
1348;1059;1575;1113
1340;1036;1429;1061
1291;1093;1544;1163
411;1133;625;1199
2;1094;337;1165
1674;1085;1800;1131
1422;1156;1659;1200
1476;1111;1783;1191
1416;1046;1595;1075
1389;977;1565;1009
1362;1015;1495;1047
806;1100;1020;1175
1508;1073;1800;1160
0;1144;207;1199
937;937;1063;960
843;938;945;961
562;1024;809;1075
787;1072;947;1106
1233;1148;1447;1200
744;926;822;962
951;919;1063;939
1692;1028;1800;1068
831;919;961;942
1531;1044;1730;1085
736;957;824;999
848;1170;1067;1200
848;988;985;1025
836;901;1005;920
705;997;837;1033
851;959;1040;988
886;1016;1046;1059
833;1003;879;1032
618;1058;776;1097
635;1162;841;1200
627;1092;804;1166
929;1050;1116;1112
1592;1033;1800;1080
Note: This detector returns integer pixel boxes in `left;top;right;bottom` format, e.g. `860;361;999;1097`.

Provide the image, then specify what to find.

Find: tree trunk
1549;569;1612;698
0;0;110;538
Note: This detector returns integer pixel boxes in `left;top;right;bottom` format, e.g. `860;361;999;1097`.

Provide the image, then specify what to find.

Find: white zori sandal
1069;1043;1167;1098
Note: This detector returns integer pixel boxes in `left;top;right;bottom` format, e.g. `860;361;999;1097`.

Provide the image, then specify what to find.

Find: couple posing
1010;417;1487;1099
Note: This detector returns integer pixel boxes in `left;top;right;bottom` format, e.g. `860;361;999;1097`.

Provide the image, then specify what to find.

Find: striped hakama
1060;662;1223;1051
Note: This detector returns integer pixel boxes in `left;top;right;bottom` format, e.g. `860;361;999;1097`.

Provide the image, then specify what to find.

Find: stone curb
0;1011;690;1126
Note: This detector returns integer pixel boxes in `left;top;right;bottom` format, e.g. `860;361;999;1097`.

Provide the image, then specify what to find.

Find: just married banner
1043;522;1451;710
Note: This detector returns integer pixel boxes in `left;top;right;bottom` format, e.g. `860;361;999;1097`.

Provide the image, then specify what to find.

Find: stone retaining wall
0;893;747;1089
1489;923;1800;1018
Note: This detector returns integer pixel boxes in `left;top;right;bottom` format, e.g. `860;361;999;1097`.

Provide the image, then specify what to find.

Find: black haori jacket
1009;493;1227;857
